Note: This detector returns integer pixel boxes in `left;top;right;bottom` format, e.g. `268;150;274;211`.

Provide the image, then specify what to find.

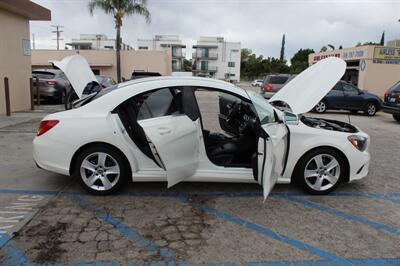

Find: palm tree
88;0;151;82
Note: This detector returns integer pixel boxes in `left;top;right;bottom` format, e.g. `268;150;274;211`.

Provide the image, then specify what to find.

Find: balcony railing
192;66;218;72
172;51;185;58
192;52;218;60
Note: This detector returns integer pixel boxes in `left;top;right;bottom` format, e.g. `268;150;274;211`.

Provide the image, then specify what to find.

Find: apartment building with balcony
192;36;241;82
66;34;133;50
137;35;186;72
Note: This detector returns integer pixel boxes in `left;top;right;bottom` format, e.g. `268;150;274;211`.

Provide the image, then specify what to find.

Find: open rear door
138;115;200;187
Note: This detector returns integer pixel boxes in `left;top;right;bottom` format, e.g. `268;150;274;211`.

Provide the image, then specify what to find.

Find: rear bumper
260;91;276;99
382;103;400;115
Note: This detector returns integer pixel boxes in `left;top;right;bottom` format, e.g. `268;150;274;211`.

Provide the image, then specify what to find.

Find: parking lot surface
0;85;399;265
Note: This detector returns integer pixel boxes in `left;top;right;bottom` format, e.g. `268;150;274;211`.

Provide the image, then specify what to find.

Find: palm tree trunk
116;25;121;83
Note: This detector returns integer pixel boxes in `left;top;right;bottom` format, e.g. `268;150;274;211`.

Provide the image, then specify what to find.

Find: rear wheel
314;100;327;113
393;114;400;122
65;90;78;110
364;102;377;116
74;145;130;195
294;148;345;195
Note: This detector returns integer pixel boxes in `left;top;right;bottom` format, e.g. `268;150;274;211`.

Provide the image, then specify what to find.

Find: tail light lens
46;80;57;85
384;91;388;98
264;85;273;91
37;120;59;136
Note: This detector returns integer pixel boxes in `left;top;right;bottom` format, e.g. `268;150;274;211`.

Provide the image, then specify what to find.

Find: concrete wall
31;49;172;81
0;8;31;114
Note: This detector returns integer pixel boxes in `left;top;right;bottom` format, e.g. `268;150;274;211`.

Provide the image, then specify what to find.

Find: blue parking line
283;195;400;237
68;194;176;263
0;234;32;266
176;195;351;265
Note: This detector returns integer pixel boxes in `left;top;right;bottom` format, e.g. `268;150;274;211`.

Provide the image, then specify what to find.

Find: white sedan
251;79;263;87
33;55;370;199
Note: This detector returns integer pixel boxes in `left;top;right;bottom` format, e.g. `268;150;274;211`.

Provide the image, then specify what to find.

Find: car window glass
246;90;276;124
332;83;343;91
32;72;55;79
136;88;181;120
342;83;358;93
388;82;400;93
268;76;289;84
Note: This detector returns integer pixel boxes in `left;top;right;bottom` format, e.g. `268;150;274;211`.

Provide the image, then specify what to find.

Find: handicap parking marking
282;195;400;237
0;234;32;266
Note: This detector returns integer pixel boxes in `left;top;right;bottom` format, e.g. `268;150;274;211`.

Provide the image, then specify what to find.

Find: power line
51;25;64;50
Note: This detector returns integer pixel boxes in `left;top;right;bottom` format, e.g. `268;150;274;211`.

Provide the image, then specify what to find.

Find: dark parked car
313;81;382;116
131;71;161;80
260;74;296;99
382;81;400;122
32;69;71;103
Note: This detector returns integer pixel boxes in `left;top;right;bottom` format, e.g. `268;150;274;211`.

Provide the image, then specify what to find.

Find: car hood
51;55;97;99
269;57;346;114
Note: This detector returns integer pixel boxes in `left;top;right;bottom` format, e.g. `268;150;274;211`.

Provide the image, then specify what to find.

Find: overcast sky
30;0;400;61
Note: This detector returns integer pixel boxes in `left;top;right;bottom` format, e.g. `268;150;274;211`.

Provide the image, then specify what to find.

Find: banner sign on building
373;47;400;64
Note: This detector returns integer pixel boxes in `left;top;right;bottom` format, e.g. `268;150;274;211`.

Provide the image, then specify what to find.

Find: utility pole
51;25;64;50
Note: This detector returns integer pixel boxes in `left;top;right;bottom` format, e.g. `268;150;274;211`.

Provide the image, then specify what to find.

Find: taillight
37;120;59;136
46;80;57;85
264;85;273;91
384;91;388;97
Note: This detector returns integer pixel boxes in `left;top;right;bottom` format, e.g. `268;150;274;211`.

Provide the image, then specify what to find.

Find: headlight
347;135;368;151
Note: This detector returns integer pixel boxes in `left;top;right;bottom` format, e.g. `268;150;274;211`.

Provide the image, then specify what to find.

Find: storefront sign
312;53;340;63
343;49;364;59
373;47;400;61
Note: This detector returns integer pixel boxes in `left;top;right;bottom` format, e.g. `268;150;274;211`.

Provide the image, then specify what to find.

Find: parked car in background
382;81;400;122
251;79;263;87
131;71;161;80
313;81;382;116
260;74;295;98
96;75;116;88
32;69;71;103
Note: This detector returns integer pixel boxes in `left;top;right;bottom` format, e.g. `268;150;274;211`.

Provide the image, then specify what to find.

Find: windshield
245;90;276;125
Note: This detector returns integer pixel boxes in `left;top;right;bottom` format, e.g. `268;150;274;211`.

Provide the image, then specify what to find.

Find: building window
139;46;148;50
228;62;235;67
231;49;239;52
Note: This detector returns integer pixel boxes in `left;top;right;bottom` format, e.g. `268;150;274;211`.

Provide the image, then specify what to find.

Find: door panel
326;83;345;109
342;83;364;109
138;115;200;187
258;123;289;199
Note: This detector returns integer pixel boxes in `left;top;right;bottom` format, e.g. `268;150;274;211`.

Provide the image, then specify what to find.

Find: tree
182;59;192;72
290;48;315;73
380;31;385;45
280;34;285;61
88;0;151;82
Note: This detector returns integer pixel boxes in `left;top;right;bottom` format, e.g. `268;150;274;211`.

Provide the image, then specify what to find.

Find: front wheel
294;148;345;195
314;100;327;113
364;102;377;116
393;114;400;122
74;145;130;195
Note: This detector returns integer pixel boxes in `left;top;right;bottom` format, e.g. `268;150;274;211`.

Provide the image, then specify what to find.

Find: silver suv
260;74;295;99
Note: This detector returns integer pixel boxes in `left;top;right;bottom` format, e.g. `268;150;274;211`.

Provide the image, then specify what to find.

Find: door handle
158;127;171;135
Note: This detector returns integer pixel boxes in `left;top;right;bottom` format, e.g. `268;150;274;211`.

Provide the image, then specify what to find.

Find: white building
387;39;400;47
66;34;133;50
137;35;186;72
192;36;241;82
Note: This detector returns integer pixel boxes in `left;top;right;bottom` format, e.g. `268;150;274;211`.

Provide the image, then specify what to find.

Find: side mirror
283;111;299;125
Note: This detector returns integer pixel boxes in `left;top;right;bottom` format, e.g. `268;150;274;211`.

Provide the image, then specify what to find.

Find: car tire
314;100;327;113
393;114;400;122
364;102;377;116
294;148;345;195
60;90;66;104
74;145;130;195
65;90;78;110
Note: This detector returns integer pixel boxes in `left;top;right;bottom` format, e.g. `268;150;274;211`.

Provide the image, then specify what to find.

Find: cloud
31;0;400;60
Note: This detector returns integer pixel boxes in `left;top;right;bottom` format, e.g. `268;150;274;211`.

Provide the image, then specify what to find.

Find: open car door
137;88;200;188
246;91;289;199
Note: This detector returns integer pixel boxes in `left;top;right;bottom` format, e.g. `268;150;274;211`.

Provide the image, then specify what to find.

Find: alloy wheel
367;104;376;116
315;101;326;113
80;152;120;191
304;154;340;192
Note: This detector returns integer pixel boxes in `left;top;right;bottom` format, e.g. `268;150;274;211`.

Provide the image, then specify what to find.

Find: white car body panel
270;57;346;114
51;55;97;98
33;57;370;197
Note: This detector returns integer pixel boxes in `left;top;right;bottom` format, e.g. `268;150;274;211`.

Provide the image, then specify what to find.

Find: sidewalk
0;105;63;129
